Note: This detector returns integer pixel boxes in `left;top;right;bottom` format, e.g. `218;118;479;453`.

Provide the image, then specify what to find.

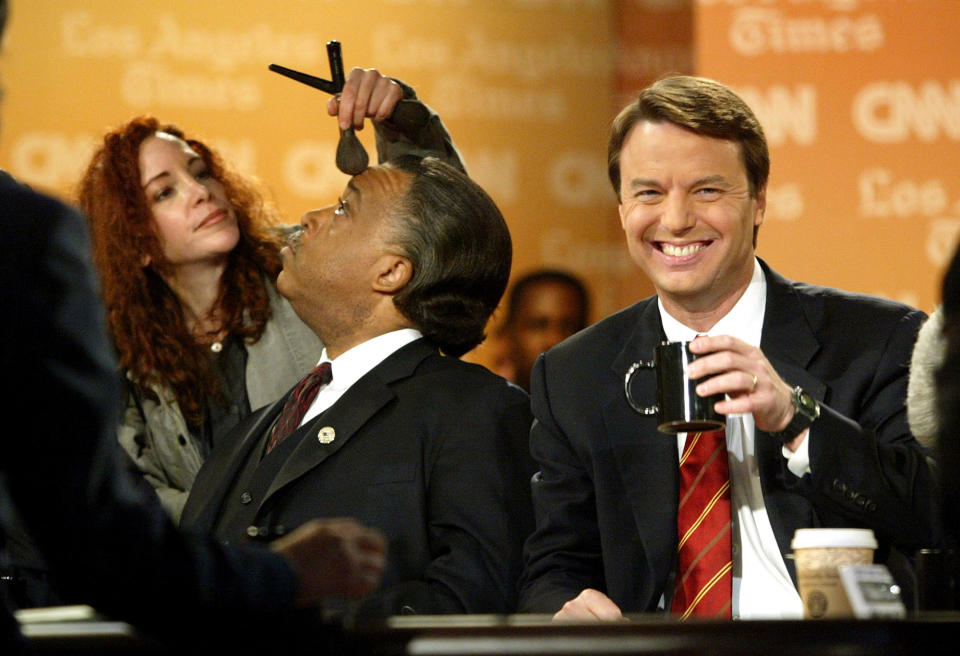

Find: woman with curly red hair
78;69;463;521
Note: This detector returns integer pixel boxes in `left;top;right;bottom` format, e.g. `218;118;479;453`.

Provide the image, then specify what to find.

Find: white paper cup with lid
791;528;878;618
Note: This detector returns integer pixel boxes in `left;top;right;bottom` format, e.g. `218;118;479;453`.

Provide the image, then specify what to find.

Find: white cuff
782;428;811;477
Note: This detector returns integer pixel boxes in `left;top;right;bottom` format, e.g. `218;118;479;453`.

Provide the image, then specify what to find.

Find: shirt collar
658;258;766;347
319;328;423;392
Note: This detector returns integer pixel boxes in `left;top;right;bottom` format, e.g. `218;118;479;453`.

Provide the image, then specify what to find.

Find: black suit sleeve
787;309;942;550
374;79;466;173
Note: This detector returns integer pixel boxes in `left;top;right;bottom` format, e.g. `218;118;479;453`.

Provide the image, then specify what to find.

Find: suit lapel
258;339;436;510
604;300;680;595
182;398;284;530
756;261;825;572
758;260;823;397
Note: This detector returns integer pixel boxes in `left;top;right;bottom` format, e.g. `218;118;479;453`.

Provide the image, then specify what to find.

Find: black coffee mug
624;340;725;434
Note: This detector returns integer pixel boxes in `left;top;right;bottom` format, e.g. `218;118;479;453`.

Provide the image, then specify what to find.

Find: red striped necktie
671;429;733;619
265;362;332;454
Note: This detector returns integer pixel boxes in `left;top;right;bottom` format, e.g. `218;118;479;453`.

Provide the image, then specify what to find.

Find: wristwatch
768;386;820;442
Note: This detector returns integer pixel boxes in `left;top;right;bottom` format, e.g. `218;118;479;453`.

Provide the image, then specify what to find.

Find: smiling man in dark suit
182;155;534;618
518;75;941;621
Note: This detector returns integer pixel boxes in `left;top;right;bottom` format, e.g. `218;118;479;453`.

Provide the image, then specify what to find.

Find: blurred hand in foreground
271;518;387;607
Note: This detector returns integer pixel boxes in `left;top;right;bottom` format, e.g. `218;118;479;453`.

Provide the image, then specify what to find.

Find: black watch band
768;386;820;442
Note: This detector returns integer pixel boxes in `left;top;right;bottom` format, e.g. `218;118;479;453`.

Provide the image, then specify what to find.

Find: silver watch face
795;388;819;419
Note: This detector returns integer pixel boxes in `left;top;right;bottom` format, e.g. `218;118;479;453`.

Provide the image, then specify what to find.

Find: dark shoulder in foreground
0;170;84;247
0;171;93;343
0;168;68;213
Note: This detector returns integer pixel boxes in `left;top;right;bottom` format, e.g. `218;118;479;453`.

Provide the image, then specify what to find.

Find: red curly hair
78;116;284;429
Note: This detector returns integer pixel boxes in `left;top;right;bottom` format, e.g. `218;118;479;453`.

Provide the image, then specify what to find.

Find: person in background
77;73;464;523
497;269;590;393
519;74;941;621
181;156;535;618
0;5;385;650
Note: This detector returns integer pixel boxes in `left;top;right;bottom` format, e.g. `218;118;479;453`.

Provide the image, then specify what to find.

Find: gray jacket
118;284;322;522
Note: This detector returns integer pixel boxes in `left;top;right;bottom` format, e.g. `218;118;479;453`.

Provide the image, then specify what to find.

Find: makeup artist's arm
326;67;466;173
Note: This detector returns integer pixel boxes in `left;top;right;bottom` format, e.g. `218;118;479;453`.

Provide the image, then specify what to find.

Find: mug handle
624;361;657;415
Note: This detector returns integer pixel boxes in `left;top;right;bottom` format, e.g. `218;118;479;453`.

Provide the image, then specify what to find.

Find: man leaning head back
277;155;511;358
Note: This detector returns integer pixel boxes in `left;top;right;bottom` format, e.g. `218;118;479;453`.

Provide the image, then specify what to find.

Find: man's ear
140;253;152;267
753;186;767;229
372;254;413;294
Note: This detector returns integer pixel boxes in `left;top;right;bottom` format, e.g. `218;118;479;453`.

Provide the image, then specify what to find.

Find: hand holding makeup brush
269;48;458;176
327;67;404;131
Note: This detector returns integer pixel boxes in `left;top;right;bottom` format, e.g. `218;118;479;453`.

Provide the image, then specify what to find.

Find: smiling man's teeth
661;243;704;257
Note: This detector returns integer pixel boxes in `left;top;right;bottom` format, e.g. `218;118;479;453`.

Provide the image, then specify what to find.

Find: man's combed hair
388;156;512;357
608;75;770;200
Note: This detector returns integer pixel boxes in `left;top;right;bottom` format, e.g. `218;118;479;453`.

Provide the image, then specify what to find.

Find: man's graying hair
387;155;512;357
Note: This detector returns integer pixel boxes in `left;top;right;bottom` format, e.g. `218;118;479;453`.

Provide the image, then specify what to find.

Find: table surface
19;609;960;655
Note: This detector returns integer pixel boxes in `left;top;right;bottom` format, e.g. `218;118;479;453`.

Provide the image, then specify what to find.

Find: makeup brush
326;41;369;175
268;41;367;175
269;43;430;176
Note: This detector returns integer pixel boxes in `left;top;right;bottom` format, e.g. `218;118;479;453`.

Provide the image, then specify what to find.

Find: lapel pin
317;426;336;444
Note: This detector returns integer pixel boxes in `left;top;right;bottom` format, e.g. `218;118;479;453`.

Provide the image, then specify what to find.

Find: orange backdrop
697;0;960;312
1;1;957;369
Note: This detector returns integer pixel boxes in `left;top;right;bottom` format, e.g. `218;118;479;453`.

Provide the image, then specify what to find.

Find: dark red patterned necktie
265;362;332;454
671;429;733;619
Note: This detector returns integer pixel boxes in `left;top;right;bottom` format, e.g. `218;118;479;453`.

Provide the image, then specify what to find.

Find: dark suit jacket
182;338;536;617
0;172;324;653
518;260;940;614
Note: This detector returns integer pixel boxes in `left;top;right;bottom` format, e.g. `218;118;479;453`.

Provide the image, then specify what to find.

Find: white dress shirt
658;258;804;619
298;328;423;426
